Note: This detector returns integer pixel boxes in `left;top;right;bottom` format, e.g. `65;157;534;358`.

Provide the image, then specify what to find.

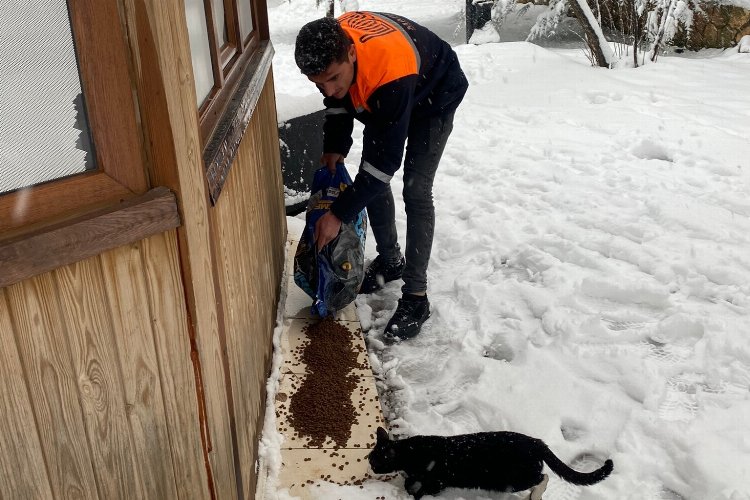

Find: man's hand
321;153;345;173
314;211;342;252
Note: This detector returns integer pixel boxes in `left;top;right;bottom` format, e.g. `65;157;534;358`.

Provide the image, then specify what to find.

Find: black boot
360;255;405;294
384;294;430;342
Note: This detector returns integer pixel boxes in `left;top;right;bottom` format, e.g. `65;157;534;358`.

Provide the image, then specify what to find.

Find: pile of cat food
288;318;366;447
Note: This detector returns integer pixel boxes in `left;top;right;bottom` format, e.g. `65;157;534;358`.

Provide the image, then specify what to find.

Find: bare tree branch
568;0;615;67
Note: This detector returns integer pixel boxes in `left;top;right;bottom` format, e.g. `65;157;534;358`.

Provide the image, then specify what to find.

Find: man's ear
376;427;389;442
348;43;356;63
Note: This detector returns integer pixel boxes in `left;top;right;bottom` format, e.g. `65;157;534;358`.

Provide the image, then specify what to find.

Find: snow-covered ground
263;2;750;499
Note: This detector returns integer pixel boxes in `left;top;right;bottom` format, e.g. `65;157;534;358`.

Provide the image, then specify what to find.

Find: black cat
368;427;613;499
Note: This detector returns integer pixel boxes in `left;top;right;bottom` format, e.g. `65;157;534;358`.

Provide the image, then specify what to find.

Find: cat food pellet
288;318;366;447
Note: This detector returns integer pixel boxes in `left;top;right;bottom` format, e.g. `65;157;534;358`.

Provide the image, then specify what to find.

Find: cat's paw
405;476;423;497
528;473;548;500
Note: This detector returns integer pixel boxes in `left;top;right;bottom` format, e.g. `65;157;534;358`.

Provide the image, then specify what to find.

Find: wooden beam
0;172;133;235
68;0;148;193
0;187;180;288
121;0;236;497
254;0;270;41
0;290;55;498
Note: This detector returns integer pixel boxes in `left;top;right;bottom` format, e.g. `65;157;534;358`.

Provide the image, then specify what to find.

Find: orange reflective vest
339;12;421;113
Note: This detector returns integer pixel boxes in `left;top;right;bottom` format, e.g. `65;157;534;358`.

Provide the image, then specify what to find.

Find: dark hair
295;17;352;76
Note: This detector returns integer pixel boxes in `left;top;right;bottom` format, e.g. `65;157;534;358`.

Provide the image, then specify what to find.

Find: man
295;11;468;341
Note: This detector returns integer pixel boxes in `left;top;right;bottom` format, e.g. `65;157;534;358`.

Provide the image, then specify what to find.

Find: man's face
308;44;356;99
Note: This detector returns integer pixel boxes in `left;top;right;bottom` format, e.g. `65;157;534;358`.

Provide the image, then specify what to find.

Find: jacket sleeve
330;75;418;223
322;96;354;156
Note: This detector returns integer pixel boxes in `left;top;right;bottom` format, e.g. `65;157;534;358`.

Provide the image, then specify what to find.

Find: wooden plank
254;0;271;40
0;187;180;288
0;172;133;235
54;257;142;498
250;76;285;318
212;75;286;499
6;274;99;499
212;145;256;500
68;0;148;193
140;231;210;499
0;289;54;499
249;77;287;495
257;74;288;280
99;241;180;499
121;0;240;497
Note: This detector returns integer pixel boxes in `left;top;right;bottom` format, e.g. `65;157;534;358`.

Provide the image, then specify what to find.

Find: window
0;0;146;235
185;0;260;143
0;1;97;194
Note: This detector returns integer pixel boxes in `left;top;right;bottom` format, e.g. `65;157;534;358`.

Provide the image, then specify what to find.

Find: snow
276;94;325;124
724;0;750;9
262;1;750;499
283;185;308;207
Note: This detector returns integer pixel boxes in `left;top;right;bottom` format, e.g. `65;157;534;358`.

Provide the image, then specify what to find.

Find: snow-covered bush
521;0;698;66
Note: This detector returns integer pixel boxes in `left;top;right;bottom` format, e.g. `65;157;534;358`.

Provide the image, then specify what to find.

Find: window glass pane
213;0;228;47
184;0;215;105
238;0;254;42
0;1;97;194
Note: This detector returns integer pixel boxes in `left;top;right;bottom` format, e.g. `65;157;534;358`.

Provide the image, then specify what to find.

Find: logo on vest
346;13;396;43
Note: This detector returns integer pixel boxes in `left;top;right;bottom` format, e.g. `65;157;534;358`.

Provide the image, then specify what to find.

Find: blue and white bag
294;164;367;317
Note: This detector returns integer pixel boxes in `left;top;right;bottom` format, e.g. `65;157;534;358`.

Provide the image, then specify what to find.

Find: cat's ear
376;427;390;442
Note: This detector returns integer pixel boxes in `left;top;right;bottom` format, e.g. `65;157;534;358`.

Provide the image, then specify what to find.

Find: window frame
214;0;240;68
0;0;147;236
197;0;263;144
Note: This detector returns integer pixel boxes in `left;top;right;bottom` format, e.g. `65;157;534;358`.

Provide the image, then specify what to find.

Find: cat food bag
294;164;367;317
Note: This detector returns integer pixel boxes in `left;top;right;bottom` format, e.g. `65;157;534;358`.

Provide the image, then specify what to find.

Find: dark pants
367;112;455;295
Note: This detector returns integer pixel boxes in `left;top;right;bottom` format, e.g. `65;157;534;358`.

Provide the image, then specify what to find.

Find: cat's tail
541;446;613;486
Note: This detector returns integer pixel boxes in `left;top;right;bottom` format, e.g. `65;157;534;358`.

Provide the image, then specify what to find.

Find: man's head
295;17;356;99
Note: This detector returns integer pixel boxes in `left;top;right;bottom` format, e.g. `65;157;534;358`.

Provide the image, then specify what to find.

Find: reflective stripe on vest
339;12;420;113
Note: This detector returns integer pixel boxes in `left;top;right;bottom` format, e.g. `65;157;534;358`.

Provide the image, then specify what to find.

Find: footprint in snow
601;318;648;332
560;420;588;442
658;488;686;500
583;90;624;104
657;374;701;423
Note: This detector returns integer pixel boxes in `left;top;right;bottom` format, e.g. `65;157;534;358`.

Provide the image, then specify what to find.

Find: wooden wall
1;1;286;498
212;71;287;500
121;0;287;494
0;77;287;497
120;0;242;496
0;230;209;499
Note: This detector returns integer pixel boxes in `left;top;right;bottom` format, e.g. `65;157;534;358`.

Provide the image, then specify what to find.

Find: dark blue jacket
323;12;468;223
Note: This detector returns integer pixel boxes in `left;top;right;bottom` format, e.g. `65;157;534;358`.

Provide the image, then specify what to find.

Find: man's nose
322;83;336;97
